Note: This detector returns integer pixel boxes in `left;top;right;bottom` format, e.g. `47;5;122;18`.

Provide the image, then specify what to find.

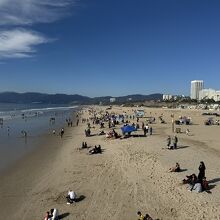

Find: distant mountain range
0;92;162;104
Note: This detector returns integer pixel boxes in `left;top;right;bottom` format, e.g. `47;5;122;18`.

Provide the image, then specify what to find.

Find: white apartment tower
191;80;204;100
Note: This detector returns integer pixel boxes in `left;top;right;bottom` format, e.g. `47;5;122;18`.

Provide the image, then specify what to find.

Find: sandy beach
1;106;220;220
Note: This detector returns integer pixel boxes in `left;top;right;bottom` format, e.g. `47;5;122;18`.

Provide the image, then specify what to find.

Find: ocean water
0;103;78;172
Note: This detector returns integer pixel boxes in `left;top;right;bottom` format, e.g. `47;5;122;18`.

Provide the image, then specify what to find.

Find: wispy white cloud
0;0;77;25
0;29;49;58
0;0;78;59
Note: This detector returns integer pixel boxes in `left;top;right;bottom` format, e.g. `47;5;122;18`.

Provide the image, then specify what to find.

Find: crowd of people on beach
183;161;208;193
42;107;215;220
169;160;209;193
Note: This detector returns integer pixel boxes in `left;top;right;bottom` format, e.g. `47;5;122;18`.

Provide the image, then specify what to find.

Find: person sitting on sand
90;145;102;154
97;145;102;153
89;145;99;154
169;162;181;172
183;174;197;185
66;190;77;204
44;211;51;220
99;130;105;135
202;177;209;191
106;130;114;138
112;129;119;139
50;208;59;220
137;211;153;220
137;211;144;220
189;182;202;193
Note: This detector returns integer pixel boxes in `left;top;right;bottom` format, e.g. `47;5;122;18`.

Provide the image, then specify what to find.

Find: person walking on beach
198;161;206;182
60;128;64;138
167;136;171;148
186;128;190;135
149;127;152;135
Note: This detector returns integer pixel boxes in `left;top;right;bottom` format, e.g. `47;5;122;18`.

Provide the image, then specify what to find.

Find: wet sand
1;106;220;219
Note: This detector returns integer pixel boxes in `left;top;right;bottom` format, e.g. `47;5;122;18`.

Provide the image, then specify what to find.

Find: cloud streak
0;0;78;59
0;29;48;58
0;0;76;25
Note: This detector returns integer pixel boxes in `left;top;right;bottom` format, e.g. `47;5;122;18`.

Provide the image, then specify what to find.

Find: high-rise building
191;80;204;100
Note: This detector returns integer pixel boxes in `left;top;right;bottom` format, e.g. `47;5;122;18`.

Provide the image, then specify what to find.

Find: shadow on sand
208;178;220;184
75;195;86;202
179;169;188;172
59;213;70;219
178;145;190;149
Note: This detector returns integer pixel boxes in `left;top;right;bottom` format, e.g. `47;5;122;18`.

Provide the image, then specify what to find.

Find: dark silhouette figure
198;161;206;181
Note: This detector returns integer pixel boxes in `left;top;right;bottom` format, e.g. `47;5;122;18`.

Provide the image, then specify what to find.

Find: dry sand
1;106;220;220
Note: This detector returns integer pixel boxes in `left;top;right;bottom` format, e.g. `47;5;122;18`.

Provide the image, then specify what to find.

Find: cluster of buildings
162;94;185;101
163;80;220;102
191;80;220;102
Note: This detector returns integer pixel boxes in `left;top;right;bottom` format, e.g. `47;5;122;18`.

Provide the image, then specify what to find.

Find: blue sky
0;0;220;97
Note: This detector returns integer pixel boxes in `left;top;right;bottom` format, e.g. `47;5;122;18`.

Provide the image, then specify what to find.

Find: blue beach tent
121;125;137;134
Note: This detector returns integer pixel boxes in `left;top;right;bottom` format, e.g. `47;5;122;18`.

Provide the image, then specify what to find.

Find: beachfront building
110;97;116;103
199;89;220;101
163;94;173;101
191;80;204;100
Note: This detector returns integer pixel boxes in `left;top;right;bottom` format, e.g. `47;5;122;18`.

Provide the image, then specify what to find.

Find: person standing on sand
173;135;178;149
198;161;206;182
145;124;149;134
167;136;171;148
142;122;145;130
143;126;147;136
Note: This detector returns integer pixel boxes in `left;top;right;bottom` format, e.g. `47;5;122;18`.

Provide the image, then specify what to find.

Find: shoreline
0;107;79;173
0;118;79;219
1;106;220;219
